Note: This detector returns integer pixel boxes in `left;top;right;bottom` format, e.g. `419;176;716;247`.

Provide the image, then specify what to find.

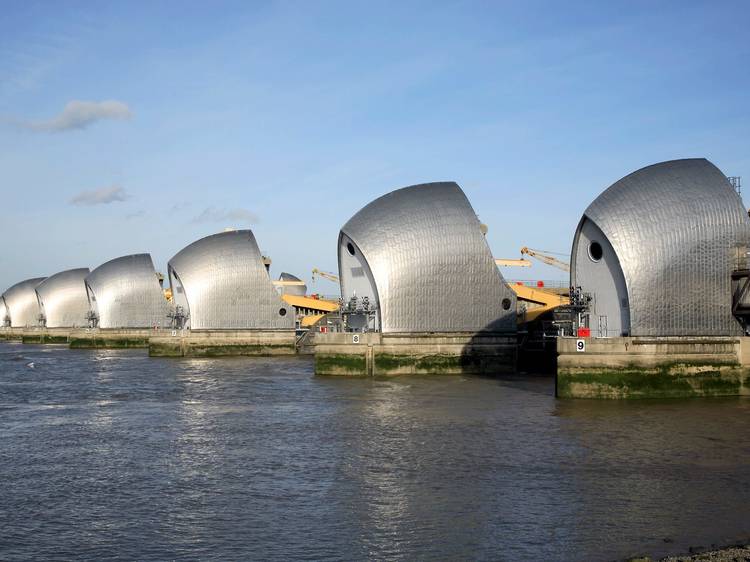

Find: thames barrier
3;158;750;398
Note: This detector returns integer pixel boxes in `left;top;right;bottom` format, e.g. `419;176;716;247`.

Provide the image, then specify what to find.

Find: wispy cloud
191;206;259;225
70;185;130;206
22;100;132;132
170;201;192;213
126;210;146;220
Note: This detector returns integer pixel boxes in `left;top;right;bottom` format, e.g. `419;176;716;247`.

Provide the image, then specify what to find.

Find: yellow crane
509;283;569;323
312;268;339;284
495;258;532;267
520;247;570;272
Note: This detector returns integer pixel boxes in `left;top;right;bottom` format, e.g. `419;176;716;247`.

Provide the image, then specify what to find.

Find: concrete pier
557;336;750;398
68;328;158;349
0;327;25;341
21;328;73;344
313;332;516;376
148;329;297;357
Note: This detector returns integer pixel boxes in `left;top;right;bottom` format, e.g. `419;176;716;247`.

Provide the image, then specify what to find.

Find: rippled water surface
1;342;749;561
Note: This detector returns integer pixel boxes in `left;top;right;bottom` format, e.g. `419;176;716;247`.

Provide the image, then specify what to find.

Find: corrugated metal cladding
85;254;168;329
2;277;46;327
339;181;516;333
35;268;90;328
571;158;750;336
278;272;307;296
168;230;295;330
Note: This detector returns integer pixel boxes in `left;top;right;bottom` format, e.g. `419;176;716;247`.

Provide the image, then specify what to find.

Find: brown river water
0;341;748;561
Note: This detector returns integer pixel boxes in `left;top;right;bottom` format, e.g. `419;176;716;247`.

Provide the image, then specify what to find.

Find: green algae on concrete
206;344;293;357
178;344;294;358
70;337;149;349
375;353;467;374
1;333;23;342
148;338;296;357
316;351;515;376
22;334;69;344
312;332;517;376
315;353;367;375
148;340;183;357
557;363;748;399
148;330;298;358
375;352;515;375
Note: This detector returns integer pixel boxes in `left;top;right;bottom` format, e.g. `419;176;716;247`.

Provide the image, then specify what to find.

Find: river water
0;342;749;561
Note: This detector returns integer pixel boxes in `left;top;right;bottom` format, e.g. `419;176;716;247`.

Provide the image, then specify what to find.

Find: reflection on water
0;342;748;561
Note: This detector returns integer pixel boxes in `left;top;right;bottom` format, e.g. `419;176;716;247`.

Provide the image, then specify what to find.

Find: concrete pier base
0;327;25;341
313;332;517;376
69;328;158;349
148;329;297;357
21;328;73;344
557;336;750;398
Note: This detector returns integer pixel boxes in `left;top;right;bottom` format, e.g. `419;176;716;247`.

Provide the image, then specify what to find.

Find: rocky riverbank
663;545;750;561
631;544;750;561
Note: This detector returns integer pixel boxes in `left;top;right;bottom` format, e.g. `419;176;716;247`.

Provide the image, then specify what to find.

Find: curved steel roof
168;230;294;329
85;254;168;328
2;277;46;327
0;297;7;325
35;268;90;328
278;272;307;296
339;181;516;333
572;158;750;336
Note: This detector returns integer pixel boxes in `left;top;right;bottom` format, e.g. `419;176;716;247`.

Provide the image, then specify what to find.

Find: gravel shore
660;545;750;561
628;545;750;561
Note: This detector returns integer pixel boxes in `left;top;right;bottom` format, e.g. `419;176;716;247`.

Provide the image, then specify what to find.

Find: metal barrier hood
278;272;307;297
168;230;294;330
2;277;46;328
35;268;90;328
338;181;516;333
571;158;750;336
85;254;168;329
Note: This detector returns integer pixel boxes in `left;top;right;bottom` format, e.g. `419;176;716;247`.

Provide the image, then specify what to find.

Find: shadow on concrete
460;312;558;378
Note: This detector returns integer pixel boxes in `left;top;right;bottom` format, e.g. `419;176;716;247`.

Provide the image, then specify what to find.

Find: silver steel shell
35;268;90;328
571;158;750;336
338;181;516;333
168;230;294;330
85;254;169;328
278;272;307;296
2;277;46;327
0;297;7;325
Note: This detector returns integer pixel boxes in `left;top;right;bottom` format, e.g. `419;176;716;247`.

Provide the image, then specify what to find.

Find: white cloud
191;206;259;225
26;100;132;132
70;185;130;206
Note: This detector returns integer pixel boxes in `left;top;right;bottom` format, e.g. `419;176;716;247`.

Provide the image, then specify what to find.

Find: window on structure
502;298;512;310
347;242;355;256
279;308;287;316
588;241;603;262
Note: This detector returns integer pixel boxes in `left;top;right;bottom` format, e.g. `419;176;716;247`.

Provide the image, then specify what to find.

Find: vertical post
366;344;374;376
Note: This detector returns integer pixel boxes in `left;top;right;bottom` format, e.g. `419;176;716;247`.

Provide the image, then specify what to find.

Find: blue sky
1;0;749;292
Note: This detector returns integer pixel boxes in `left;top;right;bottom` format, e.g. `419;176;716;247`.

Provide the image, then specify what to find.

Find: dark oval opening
501;298;512;310
279;308;287;316
347;242;355;256
589;241;603;262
